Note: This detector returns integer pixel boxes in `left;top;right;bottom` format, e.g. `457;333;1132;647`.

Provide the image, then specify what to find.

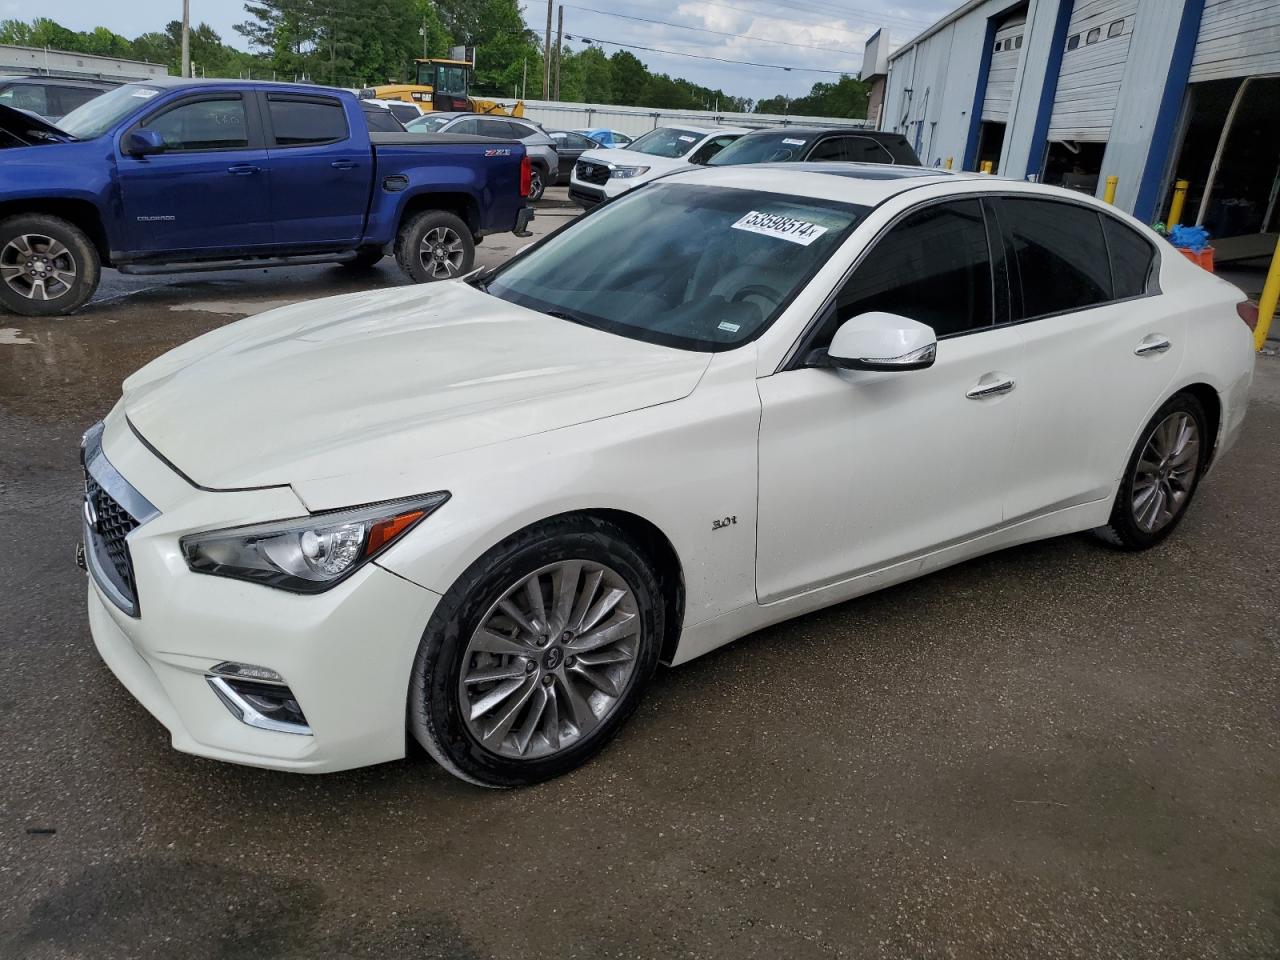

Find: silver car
407;112;558;202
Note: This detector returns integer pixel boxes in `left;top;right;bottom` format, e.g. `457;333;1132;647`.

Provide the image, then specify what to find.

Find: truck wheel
395;211;475;283
0;214;100;317
528;164;547;203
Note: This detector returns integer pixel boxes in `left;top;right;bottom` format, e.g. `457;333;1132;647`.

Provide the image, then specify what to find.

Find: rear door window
1102;217;1157;299
267;96;347;146
999;197;1112;319
476;118;514;138
828;199;995;340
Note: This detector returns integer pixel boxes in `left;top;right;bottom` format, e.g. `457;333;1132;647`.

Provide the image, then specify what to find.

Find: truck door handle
1134;334;1172;356
966;374;1016;400
331;160;358;170
227;164;260;176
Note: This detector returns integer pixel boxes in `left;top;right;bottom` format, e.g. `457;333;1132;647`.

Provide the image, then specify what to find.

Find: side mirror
124;129;166;157
827;311;937;372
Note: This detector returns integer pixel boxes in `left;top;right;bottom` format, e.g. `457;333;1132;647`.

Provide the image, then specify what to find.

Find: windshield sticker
678;135;696;142
130;89;160;99
731;210;829;246
782;137;806;145
718;320;741;333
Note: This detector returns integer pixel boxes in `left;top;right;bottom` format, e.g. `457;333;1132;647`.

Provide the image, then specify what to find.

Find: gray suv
406;112;558;202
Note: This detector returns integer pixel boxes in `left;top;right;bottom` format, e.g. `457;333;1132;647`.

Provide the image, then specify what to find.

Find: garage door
1190;0;1280;82
983;13;1027;123
1047;0;1138;142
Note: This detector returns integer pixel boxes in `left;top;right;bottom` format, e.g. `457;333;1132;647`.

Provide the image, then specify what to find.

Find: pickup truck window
267;96;347;146
149;97;249;151
0;83;48;115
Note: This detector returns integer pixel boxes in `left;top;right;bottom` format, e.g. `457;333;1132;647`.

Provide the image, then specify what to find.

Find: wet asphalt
1;189;1278;959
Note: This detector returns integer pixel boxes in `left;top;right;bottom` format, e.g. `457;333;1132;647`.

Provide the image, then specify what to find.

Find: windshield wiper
465;265;496;292
543;308;605;331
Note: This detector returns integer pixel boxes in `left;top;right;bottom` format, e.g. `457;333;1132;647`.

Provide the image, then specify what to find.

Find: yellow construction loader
363;57;525;117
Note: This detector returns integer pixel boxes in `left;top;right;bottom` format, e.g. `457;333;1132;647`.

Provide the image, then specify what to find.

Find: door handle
330;160;358;170
966;375;1016;400
1134;334;1172;356
227;163;260;175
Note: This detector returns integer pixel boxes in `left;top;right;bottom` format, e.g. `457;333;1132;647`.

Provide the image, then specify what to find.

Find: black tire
409;515;665;787
528;163;547;203
0;214;100;317
394;210;474;284
1095;392;1210;551
343;245;384;270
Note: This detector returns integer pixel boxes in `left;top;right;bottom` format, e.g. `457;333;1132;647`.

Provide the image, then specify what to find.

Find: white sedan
568;124;748;208
83;165;1255;787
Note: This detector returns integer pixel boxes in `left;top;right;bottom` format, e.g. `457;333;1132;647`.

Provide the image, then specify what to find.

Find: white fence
0;45;169;82
505;98;868;137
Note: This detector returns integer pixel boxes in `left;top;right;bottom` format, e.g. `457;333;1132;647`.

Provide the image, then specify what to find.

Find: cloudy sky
33;0;952;101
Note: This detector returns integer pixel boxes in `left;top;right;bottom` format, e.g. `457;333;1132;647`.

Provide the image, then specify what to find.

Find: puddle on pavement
169;299;298;316
0;328;33;345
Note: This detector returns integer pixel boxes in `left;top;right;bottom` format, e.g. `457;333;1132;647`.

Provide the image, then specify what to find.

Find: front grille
576;159;610;185
85;472;140;603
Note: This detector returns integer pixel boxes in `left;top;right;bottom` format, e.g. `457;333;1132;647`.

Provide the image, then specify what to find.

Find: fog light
207;674;311;736
210;661;286;684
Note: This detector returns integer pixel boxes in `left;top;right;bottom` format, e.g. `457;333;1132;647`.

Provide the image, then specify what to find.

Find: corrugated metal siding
1190;0;1280;82
1048;0;1140;141
982;16;1027;122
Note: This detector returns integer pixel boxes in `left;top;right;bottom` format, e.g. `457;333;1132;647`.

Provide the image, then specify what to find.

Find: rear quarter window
1102;217;1157;299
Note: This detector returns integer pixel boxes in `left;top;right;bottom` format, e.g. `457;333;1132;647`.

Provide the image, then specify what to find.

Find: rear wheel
1096;392;1209;550
409;516;664;787
0;214;100;317
394;210;474;283
528;164;546;202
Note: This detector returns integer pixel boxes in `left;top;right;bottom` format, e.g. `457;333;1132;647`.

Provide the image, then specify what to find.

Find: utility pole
554;6;563;101
419;17;427;58
543;0;553;99
522;57;528;100
180;0;191;79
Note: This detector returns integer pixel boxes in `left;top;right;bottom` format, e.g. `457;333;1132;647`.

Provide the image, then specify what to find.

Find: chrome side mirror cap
827;311;938;372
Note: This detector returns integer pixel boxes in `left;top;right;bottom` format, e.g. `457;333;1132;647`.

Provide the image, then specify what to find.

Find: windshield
709;132;814;165
57;84;162;140
626;127;704;158
407;114;453;133
486;183;865;351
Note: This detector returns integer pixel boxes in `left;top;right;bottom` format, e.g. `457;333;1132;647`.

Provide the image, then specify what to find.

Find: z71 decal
484;148;513;157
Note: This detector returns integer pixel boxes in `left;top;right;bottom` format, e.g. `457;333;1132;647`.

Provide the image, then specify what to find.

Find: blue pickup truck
0;78;534;317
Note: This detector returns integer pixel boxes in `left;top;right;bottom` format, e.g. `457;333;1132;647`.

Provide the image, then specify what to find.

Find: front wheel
409;516;664;787
394;210;475;283
1096;392;1210;550
0;214;100;317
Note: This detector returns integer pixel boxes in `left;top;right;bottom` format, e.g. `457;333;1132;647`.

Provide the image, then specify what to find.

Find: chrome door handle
331;160;358;170
966;376;1016;400
1135;335;1172;356
227;163;260;175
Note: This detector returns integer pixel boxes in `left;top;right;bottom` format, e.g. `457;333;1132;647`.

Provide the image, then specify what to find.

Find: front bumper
83;410;441;773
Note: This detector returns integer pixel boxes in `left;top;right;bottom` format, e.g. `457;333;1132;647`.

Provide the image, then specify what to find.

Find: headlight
608;164;650;179
181;493;449;593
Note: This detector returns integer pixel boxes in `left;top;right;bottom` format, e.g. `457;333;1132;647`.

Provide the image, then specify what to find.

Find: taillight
1237;300;1259;331
519;154;532;198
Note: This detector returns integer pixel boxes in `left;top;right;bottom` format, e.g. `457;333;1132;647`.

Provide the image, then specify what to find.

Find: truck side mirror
124;129;166;157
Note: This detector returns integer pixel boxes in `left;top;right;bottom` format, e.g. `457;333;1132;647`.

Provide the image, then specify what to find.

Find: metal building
879;0;1280;260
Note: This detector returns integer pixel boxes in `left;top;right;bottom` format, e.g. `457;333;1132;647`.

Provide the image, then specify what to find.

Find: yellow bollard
1254;234;1280;351
980;160;993;174
1168;179;1189;228
1103;176;1118;204
944;156;953;170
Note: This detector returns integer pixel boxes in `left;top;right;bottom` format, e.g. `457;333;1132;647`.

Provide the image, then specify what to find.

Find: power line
563;33;859;74
563;4;865;58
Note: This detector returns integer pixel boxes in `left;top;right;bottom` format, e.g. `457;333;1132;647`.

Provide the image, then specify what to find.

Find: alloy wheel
1131;411;1200;533
458;559;641;760
0;233;77;301
417;226;466;280
529;168;544;201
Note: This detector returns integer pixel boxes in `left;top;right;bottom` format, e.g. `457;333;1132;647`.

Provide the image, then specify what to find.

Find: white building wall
1190;0;1280;81
1047;0;1139;141
984;15;1028;123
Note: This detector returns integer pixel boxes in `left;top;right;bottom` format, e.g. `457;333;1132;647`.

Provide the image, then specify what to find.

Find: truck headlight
181;493;449;593
608;164;650;179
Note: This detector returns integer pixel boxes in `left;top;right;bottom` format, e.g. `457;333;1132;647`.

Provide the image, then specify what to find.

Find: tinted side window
807;137;844;161
844;136;895;163
0;83;49;114
148;98;248;151
1002;198;1112;319
54;86;105;115
448;117;479;135
476;118;513;138
268;97;346;146
567;133;594;149
1102;217;1156;299
832;199;994;339
362;106;401;133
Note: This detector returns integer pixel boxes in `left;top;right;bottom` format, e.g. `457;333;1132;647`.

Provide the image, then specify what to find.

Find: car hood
579;147;689;170
122;283;711;494
0;103;75;146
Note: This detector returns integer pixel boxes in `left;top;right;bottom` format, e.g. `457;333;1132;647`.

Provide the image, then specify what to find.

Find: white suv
569;125;748;208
